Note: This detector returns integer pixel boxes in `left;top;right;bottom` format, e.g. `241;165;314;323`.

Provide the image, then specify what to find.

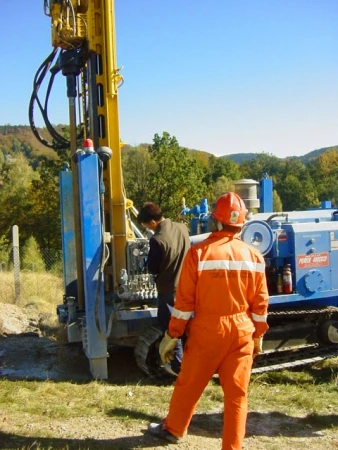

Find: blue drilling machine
29;1;338;379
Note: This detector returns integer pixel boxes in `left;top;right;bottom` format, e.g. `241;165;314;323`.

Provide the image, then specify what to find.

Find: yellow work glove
253;337;263;358
159;331;178;365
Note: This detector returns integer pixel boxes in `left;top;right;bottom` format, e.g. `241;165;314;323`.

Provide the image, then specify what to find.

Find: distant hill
224;153;264;164
0;125;337;166
224;146;338;164
298;146;338;164
0;124;66;166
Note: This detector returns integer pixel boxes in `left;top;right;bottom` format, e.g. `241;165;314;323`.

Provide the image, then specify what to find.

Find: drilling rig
235;178;338;373
29;1;338;380
30;0;161;379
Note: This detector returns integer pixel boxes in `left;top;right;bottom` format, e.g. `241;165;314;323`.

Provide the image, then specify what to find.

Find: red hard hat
213;192;247;227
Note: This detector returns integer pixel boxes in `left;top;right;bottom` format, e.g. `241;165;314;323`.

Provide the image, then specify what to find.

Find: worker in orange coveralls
147;192;269;450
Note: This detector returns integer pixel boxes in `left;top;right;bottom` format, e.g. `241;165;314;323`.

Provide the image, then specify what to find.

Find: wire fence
0;248;64;307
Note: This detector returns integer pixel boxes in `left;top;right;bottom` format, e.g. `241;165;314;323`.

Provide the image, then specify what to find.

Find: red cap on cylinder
83;139;94;153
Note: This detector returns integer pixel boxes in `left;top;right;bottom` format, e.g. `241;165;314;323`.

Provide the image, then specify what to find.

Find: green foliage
124;132;207;219
0;235;11;268
241;154;319;211
241;152;283;181
308;150;338;204
275;158;319;210
28;161;62;249
0;153;39;242
205;155;243;185
122;145;156;209
21;236;45;272
273;190;283;212
207;176;235;202
146;132;206;218
300;145;338;164
1;124;338;252
49;258;63;276
0;128;64;249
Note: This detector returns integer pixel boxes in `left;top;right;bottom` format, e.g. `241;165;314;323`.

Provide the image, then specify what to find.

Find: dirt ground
0;303;338;450
0;303;147;383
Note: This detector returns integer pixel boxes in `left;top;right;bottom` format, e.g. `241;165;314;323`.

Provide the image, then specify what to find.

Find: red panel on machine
297;252;329;269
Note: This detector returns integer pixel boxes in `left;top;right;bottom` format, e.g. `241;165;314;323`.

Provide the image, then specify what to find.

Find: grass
249;359;338;416
0;271;63;309
0;359;338;449
0;378;224;422
0;272;337;449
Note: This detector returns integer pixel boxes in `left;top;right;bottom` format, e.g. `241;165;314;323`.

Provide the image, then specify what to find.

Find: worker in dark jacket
137;202;191;375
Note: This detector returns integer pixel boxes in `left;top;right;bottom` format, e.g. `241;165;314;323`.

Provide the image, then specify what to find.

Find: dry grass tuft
0;271;63;309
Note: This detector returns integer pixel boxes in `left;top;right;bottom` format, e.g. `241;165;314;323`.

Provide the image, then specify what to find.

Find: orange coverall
163;230;269;450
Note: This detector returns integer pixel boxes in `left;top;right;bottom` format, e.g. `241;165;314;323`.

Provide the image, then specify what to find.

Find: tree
144;132;207;219
0;153;39;243
205;155;243;185
122;145;156;209
275;158;318;210
28;162;61;249
273;190;283;212
241;153;283;182
206;176;235;203
21;236;45;272
0;235;11;269
308;150;338;205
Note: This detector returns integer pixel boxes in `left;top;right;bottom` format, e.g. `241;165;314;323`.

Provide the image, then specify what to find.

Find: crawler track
252;344;338;374
252;306;338;373
134;307;338;376
134;325;164;377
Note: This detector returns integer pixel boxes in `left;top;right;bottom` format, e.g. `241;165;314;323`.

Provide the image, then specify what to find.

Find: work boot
147;423;181;444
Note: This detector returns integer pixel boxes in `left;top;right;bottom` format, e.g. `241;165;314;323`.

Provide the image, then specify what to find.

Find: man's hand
253;337;263;358
159;331;178;364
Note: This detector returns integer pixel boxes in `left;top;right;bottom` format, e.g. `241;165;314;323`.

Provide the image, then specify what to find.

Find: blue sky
1;1;337;158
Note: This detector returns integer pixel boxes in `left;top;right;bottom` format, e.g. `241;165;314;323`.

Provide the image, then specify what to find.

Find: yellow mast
46;0;133;291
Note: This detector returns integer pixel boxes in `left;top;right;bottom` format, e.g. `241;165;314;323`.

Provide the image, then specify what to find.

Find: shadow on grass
246;411;338;437
1;410;337;449
0;431;164;450
107;407;338;439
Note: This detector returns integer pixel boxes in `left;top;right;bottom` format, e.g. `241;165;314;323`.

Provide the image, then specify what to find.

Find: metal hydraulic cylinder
60;170;77;298
77;152;109;379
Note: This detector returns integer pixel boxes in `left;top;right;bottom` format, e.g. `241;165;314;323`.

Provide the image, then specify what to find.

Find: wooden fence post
12;225;20;304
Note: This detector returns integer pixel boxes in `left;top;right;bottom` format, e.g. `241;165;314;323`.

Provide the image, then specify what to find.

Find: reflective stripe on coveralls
197;259;265;272
164;231;269;450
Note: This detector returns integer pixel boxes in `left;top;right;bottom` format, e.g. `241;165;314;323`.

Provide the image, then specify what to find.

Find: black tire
134;325;165;377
